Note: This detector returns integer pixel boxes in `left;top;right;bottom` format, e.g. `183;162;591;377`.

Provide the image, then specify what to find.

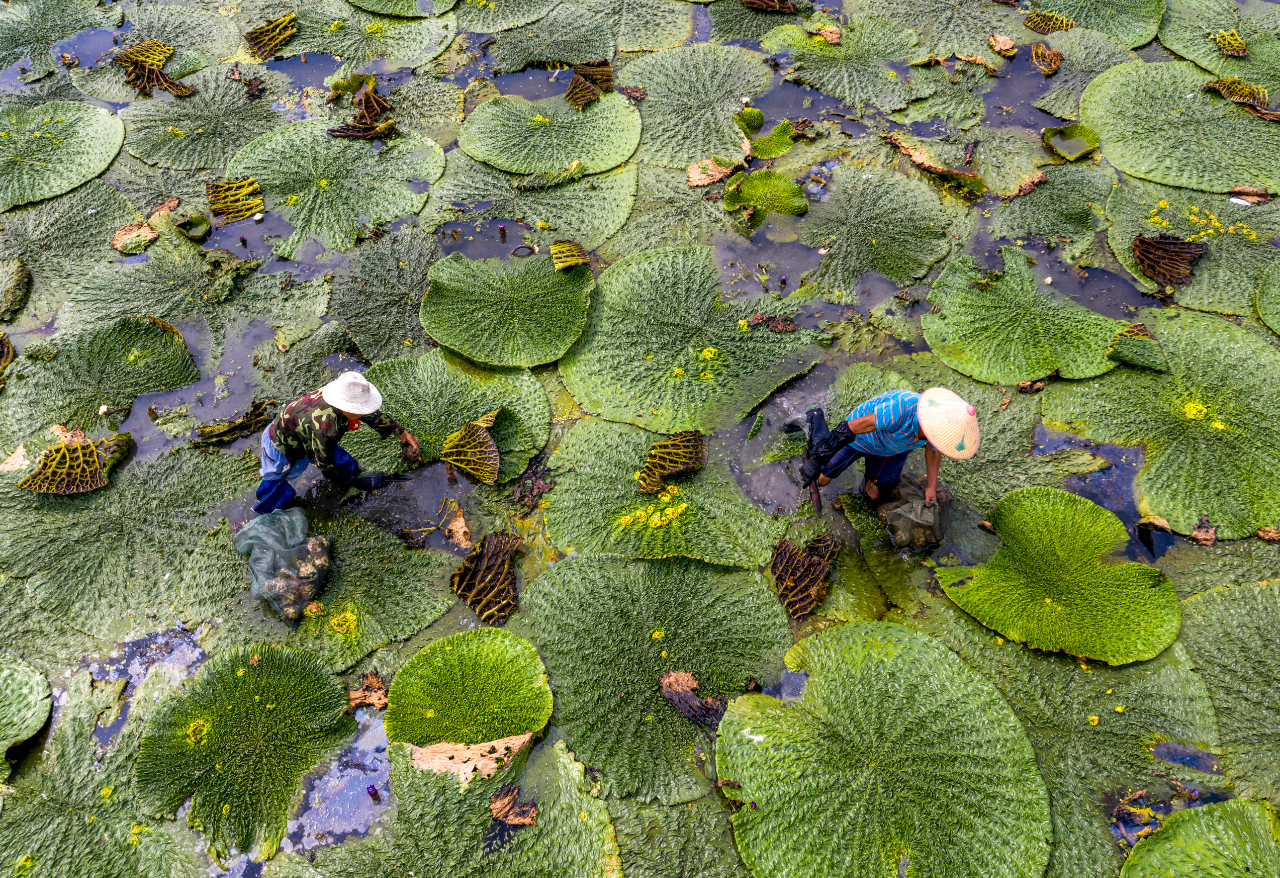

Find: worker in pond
800;387;979;512
254;371;420;514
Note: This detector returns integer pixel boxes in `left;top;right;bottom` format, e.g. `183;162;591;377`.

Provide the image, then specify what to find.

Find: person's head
917;387;980;460
321;371;383;418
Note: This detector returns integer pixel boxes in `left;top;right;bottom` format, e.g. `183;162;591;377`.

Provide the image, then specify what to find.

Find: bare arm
924;445;942;503
845;412;878;433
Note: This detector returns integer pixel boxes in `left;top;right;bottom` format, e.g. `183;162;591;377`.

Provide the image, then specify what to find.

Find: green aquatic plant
0;651;49;781
1042;308;1280;539
454;0;561;34
1181;581;1280;801
615;45;773;168
597;165;737;262
0;101;123;212
458;92;639;177
134;645;356;862
543;419;786;567
385;628;552;746
1107;322;1170;372
226;118;443;258
988;162;1114;263
610;797;749;878
760;19;914;117
0;0;123;82
1042;123;1100;161
800;166;956;302
341;348;550;483
1119;799;1280;878
522;555;790;803
560;246;824;432
120;66;286;170
348;0;433;15
285;1;454;78
924;245;1124;384
0;316;198;452
206;176;265;224
937;487;1178;665
490;5;617;73
388;74;465;145
581;0;695;51
420;252;594;367
843;0;1028;66
439;415;502;484
1158;0;1280;94
893;60;991;129
1081;61;1280;193
717;622;1051;878
888;127;1055;198
1257;261;1280;337
722;169;807;227
903;594;1224;878
1027;0;1160;47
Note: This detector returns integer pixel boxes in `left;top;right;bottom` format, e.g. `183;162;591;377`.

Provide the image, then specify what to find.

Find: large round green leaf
1120;799;1280;878
615;45;772;169
596;164;737;263
761;19;914;117
560;245;824;432
226;118;443;258
1159;0;1280;95
134;645;356;862
1181;581;1280;801
800;166;955;302
1080;61;1280;193
0;102;123;212
937;487;1179;665
1041;308;1280;539
0;0;122;83
286;0;455;78
490;3;617;73
1105;174;1280;315
1027;0;1162;48
843;0;1032;66
348;0;431;15
458;92;639;177
0;652;49;781
543;418;786;568
581;0;694;52
521;555;791;803
989;163;1114;264
420;253;593;367
924;245;1123;384
384;628;552;746
716;622;1052;878
454;0;560;34
120;66;286;170
340;348;550;482
1033;28;1138;121
1259;260;1280;337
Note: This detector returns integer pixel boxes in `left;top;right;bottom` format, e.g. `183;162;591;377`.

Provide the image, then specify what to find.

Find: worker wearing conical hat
800;387;979;511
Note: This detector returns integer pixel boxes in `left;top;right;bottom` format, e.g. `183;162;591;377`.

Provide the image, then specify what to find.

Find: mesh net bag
880;481;947;548
233;509;332;624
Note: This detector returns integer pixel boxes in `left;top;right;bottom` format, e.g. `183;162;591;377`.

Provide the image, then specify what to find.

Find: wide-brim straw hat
918;387;980;460
321;371;383;416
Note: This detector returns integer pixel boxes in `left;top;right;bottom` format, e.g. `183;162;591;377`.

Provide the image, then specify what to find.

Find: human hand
924;485;937;504
400;432;420;461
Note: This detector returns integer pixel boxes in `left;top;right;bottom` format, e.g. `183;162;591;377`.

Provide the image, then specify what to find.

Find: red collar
347;417;361;431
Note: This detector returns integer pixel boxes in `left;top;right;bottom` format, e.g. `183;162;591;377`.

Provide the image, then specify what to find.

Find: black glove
353;472;412;491
800;456;824;487
811;419;855;462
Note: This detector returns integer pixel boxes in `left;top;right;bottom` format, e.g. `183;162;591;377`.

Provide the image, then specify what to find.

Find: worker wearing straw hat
800;387;979;512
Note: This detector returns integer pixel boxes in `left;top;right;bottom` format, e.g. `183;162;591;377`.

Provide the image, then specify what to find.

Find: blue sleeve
846;396;878;423
872;392;909;432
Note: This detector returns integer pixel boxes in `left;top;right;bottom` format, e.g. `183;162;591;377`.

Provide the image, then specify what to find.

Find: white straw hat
321;371;383;416
918;387;980;460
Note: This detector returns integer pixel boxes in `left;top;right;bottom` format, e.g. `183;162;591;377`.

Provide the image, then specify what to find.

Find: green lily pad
543;418;786;567
1043;123;1099;161
1181;581;1280;801
988;162;1114;263
1159;0;1280;95
560;245;825;432
937;487;1178;665
902;593;1223;878
329;224;440;362
0;317;199;452
615;45;772;169
225;118;443;258
924;244;1123;383
340;348;550;482
458;91;639;176
723;169;807;227
1081;61;1280;194
0;101;123;213
0;0;123;83
420;253;593;367
102;151;214;221
286;0;455;77
1027;0;1162;48
0;651;49;781
717;622;1051;878
1156;537;1280;598
1121;799;1280;878
610;798;749;878
1258;260;1280;336
521;554;790;803
749;121;796;160
385;628;552;746
0;447;257;640
597;165;738;263
135;645;356;862
582;0;694;51
710;0;805;42
424;150;637;250
388;73;465;146
454;0;560;33
889;127;1056;198
348;0;432;15
761;19;914;117
120;66;286;170
893;60;991;129
1042;308;1280;539
799;166;956;303
843;0;1030;66
490;4;616;73
1104;174;1280;315
1033;28;1139;121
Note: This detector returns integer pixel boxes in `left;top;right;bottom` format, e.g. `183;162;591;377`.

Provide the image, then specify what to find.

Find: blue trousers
822;446;911;490
254;431;359;514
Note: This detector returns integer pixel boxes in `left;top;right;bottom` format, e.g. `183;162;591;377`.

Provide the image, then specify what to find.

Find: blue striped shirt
846;390;928;457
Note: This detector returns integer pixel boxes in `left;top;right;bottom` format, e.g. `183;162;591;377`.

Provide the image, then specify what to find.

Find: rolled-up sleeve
360;410;403;439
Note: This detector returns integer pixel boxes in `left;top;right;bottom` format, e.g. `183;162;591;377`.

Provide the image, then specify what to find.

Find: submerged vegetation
0;1;1277;876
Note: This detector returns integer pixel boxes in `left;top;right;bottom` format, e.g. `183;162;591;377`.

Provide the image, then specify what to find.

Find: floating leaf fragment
246;13;298;60
450;532;522;625
15;432;131;495
1131;233;1207;288
769;532;840;619
637;431;708;494
1025;9;1076;34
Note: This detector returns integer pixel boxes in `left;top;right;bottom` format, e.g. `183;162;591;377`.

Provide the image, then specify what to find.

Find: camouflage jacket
268;390;402;478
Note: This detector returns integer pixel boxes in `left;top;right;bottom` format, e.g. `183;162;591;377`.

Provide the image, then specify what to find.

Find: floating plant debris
550;240;589;270
245;13;298;61
110;39;193;97
1131;233;1208;288
329;80;397;140
451;532;523;625
206;177;265;225
191;400;272;448
1202;77;1269;110
1030;43;1063;75
742;0;798;11
564;73;601;110
768;533;839;619
16;432;131;494
440;420;502;484
1211;29;1248;58
637;430;709;493
660;670;727;737
572;59;614;92
1025;10;1075;35
490;785;539;827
